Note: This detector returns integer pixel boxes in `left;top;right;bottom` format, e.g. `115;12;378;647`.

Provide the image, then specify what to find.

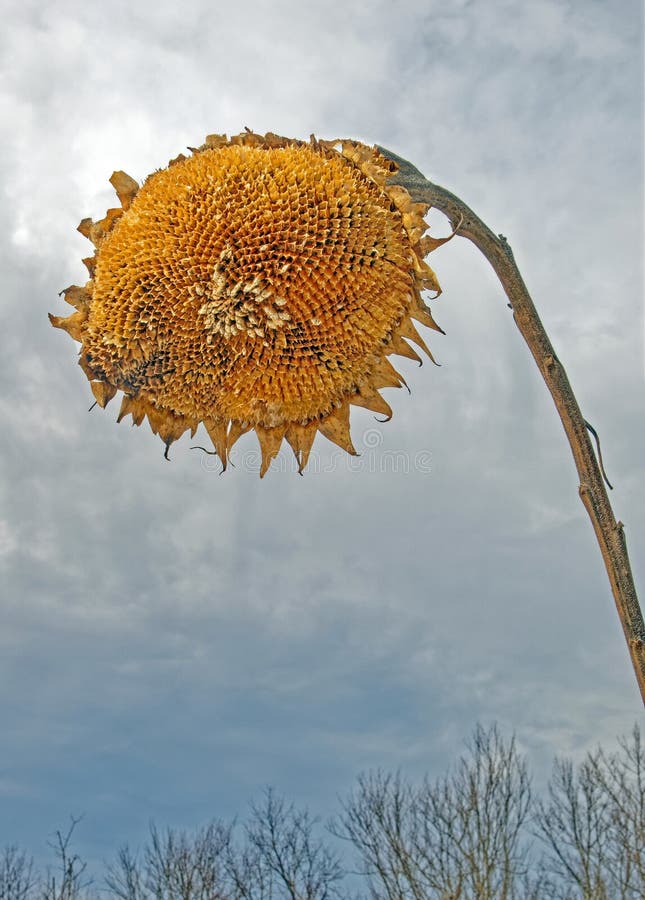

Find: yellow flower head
51;131;444;475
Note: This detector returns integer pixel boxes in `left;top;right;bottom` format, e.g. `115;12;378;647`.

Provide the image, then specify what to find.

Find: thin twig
377;145;645;704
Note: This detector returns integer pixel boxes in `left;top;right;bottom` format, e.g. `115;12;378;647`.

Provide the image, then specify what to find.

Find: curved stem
378;145;645;704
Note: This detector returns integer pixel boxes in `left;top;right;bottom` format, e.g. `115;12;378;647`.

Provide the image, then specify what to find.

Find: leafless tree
535;724;644;899
228;788;344;900
104;846;144;900
0;846;36;900
105;794;343;900
332;769;418;900
41;816;93;900
5;724;644;900
335;724;538;900
105;822;232;900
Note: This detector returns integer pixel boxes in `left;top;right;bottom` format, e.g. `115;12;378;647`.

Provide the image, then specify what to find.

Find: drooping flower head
51;131;445;475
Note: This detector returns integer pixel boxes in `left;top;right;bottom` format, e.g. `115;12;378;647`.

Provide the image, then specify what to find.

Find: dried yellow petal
109;171;139;210
52;130;445;475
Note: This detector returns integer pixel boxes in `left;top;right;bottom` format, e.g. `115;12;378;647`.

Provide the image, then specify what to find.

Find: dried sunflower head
51;130;445;475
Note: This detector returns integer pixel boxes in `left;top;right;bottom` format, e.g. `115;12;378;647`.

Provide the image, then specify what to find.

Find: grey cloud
0;0;642;867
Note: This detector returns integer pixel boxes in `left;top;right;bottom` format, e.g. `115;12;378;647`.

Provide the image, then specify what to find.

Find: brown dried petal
52;131;445;474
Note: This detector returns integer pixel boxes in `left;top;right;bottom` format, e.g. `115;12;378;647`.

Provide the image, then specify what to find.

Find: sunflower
51;130;445;475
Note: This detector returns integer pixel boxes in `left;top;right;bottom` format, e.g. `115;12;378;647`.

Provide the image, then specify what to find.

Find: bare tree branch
42;817;92;900
0;847;36;900
335;724;538;900
106;822;232;900
105;846;145;900
105;803;342;900
242;789;344;900
9;728;643;900
535;724;645;898
592;725;645;891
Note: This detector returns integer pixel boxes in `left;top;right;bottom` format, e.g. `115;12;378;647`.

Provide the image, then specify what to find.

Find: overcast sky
1;0;643;870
